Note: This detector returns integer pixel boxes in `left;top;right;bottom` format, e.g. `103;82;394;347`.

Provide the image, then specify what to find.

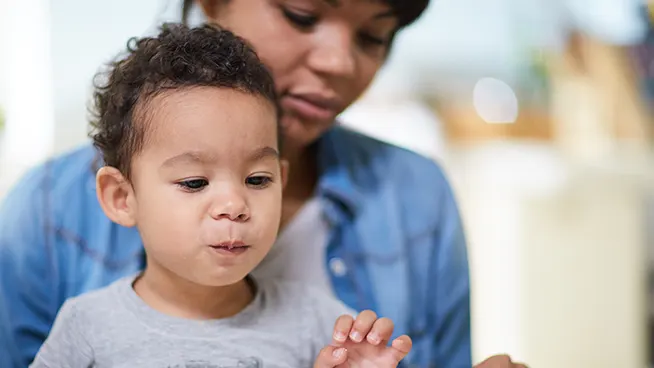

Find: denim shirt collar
314;126;362;220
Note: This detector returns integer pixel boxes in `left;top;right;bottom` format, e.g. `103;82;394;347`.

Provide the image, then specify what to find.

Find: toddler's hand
314;310;412;368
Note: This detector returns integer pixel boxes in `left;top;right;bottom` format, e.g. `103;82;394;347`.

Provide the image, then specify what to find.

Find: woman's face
199;0;397;150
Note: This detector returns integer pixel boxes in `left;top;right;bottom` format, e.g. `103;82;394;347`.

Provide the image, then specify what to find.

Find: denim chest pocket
405;231;434;325
400;237;434;368
346;226;433;332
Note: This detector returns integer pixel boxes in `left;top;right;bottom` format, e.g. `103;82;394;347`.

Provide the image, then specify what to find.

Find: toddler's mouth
209;241;250;255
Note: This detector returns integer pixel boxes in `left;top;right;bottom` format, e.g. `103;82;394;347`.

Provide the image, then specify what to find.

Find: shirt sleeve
0;166;60;368
29;299;94;368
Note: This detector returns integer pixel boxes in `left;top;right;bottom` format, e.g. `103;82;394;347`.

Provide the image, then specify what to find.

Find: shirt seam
51;225;142;270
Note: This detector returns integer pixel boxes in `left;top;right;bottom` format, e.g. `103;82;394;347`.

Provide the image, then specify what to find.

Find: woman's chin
281;115;332;150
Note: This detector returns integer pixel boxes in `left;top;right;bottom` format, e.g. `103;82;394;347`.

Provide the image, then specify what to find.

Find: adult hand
474;354;528;368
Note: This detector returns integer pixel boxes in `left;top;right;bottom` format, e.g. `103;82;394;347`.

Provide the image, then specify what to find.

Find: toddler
30;23;411;368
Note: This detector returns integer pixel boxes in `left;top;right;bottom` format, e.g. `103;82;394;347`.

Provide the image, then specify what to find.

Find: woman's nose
306;27;356;78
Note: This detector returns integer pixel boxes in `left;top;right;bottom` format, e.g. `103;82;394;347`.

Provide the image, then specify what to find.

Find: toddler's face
128;87;283;287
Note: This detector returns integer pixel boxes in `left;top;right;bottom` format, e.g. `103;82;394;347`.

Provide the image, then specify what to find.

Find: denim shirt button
328;257;347;277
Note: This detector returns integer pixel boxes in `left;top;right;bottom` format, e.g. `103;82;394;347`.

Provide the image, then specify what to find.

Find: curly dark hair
89;23;278;178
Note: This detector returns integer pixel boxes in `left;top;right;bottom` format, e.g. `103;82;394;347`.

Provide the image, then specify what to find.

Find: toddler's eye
177;179;208;192
246;176;272;188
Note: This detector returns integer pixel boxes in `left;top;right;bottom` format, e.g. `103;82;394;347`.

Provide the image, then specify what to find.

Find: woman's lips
281;94;337;122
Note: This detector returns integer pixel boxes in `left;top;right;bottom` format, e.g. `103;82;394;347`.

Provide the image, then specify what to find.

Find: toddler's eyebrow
161;147;278;168
161;151;216;168
247;146;279;162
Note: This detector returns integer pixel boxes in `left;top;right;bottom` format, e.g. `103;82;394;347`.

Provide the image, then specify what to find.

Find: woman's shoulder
6;144;98;199
322;127;460;237
0;143;107;239
326;126;452;194
41;143;99;187
330;126;445;171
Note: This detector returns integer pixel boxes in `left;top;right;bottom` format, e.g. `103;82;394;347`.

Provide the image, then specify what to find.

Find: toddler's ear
96;167;137;227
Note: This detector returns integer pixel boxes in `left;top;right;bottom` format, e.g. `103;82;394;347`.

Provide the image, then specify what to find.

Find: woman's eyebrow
323;0;340;6
323;0;395;18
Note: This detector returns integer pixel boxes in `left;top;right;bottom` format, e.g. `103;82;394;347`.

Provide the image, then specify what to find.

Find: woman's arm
0;166;59;368
430;178;472;367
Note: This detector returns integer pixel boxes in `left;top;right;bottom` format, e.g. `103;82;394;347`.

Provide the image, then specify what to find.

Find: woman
0;1;524;367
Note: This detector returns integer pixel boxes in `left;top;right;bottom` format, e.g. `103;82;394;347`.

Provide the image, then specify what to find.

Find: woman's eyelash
359;33;387;47
282;6;388;50
282;8;318;28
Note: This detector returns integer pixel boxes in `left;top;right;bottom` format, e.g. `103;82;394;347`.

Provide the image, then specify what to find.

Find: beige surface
519;173;647;367
446;143;651;367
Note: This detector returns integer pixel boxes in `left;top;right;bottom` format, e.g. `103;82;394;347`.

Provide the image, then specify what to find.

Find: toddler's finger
366;317;394;345
350;310;377;343
388;335;413;363
332;314;354;345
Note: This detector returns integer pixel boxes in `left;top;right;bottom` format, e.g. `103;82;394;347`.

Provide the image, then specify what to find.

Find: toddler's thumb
313;345;347;368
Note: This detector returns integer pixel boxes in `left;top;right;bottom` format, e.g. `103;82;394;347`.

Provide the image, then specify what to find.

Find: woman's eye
246;176;272;188
177;179;208;192
282;7;318;28
358;32;388;48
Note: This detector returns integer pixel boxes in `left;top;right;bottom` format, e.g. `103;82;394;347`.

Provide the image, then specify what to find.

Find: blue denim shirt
0;126;471;368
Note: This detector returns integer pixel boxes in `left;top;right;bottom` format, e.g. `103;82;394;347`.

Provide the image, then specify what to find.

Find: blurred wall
49;0;170;154
0;0;55;193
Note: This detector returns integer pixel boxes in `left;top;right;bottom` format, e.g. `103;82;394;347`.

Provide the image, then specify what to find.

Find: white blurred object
49;0;163;154
367;0;570;100
0;0;55;167
339;99;446;160
472;77;519;124
565;0;646;45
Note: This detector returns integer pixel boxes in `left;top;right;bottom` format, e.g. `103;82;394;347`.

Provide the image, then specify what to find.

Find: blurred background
1;0;654;366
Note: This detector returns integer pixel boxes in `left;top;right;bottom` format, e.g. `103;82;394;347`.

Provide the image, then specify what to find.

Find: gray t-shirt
30;275;352;368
